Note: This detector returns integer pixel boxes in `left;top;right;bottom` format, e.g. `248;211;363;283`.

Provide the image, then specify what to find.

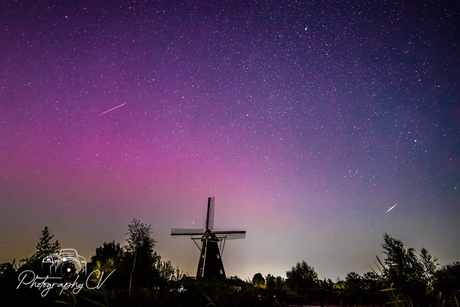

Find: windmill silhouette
171;197;246;278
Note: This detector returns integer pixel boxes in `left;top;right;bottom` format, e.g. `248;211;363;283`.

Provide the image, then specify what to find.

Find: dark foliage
433;262;460;305
125;218;159;293
3;226;460;307
91;240;124;265
378;232;440;306
253;272;265;286
286;260;318;291
19;226;61;274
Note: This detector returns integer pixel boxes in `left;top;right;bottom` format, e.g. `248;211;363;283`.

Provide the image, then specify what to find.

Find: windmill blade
171;228;204;236
212;230;246;234
213;230;246;240
206;197;215;230
216;233;246;240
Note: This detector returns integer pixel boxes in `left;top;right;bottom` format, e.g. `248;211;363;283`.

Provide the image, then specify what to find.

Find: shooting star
386;204;398;214
98;103;127;116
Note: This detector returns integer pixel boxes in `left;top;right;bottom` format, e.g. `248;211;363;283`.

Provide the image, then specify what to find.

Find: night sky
1;0;459;281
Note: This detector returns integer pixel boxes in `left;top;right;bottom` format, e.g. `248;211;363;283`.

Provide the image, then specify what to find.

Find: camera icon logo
41;248;87;280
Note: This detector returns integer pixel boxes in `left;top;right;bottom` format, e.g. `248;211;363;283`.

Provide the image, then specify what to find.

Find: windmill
171;197;246;278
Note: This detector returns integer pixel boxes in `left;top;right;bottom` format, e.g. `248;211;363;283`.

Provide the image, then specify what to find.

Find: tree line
0;219;459;306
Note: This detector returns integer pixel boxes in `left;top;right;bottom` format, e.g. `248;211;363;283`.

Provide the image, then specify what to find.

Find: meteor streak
98;103;127;116
386;204;398;213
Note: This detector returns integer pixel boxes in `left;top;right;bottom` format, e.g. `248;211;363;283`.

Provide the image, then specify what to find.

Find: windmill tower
171;197;246;278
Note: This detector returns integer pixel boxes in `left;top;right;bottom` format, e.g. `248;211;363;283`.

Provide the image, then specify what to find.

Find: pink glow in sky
1;0;459;280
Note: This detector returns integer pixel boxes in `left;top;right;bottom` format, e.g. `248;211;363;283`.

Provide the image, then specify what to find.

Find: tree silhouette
92;240;124;265
378;233;438;305
252;272;265;287
433;262;460;305
20;226;61;271
286;260;318;291
381;233;422;283
90;240;124;290
345;271;363;290
0;260;17;293
419;247;438;285
125;218;158;296
362;271;380;291
154;258;184;290
265;274;276;289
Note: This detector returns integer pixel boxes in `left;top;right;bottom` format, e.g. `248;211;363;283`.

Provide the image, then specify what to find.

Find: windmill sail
206;197;215;230
213;231;246;240
171;228;204;235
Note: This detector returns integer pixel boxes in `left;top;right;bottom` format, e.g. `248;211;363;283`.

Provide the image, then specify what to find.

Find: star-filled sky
1;0;459;280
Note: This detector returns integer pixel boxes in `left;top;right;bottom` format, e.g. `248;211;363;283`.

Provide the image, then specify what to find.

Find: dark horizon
1;0;459;282
3;224;458;307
